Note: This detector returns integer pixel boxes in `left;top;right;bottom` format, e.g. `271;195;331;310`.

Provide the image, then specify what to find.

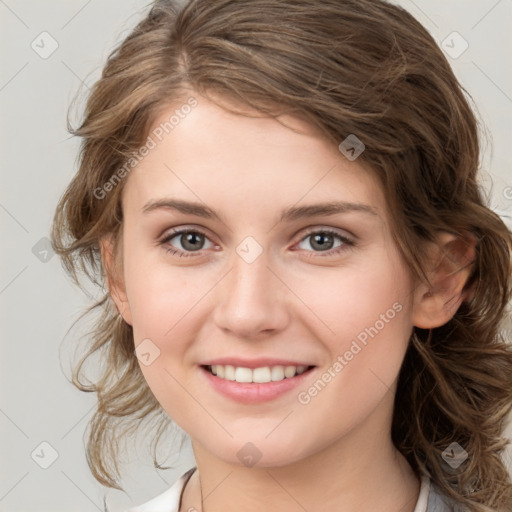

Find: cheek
293;256;413;403
122;253;203;419
122;242;199;338
296;254;411;342
122;249;212;405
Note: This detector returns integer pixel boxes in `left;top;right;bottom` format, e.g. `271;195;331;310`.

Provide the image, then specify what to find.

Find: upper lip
200;358;315;369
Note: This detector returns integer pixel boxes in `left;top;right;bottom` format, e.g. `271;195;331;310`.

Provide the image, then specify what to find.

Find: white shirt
124;467;454;512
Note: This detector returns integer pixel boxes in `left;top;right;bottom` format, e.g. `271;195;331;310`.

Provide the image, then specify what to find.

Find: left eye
295;229;354;256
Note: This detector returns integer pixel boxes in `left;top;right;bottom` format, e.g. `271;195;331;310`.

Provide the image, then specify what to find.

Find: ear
412;232;476;329
99;234;133;326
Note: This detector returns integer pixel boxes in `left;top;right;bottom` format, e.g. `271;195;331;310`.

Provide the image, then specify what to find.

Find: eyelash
160;227;355;259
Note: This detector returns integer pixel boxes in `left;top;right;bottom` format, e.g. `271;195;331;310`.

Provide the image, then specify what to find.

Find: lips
197;356;318;403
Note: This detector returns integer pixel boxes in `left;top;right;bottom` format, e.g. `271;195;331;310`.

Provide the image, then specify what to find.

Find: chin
207;438;312;470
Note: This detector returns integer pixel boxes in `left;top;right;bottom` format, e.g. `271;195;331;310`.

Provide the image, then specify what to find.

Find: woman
51;1;512;510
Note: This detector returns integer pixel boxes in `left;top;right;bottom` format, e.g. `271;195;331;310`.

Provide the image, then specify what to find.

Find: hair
51;0;512;509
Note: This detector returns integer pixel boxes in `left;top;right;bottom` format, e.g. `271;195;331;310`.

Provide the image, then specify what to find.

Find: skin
103;92;474;512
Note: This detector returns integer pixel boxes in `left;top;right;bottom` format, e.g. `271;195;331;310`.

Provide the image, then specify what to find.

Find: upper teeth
210;365;307;383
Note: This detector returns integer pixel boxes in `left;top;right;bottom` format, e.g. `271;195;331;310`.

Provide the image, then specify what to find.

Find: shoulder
420;475;469;512
124;467;197;512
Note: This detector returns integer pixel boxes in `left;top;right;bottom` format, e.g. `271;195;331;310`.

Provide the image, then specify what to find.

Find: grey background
1;1;511;511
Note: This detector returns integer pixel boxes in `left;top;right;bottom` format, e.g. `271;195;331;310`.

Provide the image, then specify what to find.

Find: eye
160;228;216;257
160;227;355;259
295;228;354;257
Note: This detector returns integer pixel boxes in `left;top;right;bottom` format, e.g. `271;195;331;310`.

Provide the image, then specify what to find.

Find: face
109;93;419;468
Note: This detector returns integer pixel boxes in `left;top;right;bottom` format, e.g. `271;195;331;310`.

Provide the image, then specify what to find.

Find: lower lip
199;365;316;404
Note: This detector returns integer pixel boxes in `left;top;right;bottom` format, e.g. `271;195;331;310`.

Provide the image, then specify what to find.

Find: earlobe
412;232;476;329
99;235;133;326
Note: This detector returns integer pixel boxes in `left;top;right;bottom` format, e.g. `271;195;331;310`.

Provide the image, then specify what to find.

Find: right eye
160;228;216;257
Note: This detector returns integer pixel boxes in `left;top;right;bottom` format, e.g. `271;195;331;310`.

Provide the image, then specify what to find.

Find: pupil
183;232;203;251
312;233;333;251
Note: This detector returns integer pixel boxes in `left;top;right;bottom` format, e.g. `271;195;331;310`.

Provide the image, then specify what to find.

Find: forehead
121;94;387;224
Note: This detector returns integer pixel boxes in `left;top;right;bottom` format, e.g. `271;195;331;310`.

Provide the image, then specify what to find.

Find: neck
180;392;420;512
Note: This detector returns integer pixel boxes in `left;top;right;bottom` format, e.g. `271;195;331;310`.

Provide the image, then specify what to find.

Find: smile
199;364;317;404
204;364;313;383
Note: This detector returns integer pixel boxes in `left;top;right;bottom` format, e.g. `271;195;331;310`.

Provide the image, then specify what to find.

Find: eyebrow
142;198;378;222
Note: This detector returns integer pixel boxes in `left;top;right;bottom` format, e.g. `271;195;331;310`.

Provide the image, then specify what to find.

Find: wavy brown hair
51;0;512;509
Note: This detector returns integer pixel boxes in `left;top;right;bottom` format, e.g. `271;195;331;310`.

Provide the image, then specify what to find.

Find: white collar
126;467;433;512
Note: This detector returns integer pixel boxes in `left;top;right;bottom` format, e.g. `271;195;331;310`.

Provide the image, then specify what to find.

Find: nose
212;247;290;340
